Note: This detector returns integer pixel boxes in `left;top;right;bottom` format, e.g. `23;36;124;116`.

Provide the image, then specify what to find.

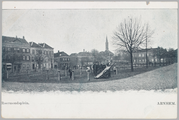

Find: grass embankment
2;63;177;92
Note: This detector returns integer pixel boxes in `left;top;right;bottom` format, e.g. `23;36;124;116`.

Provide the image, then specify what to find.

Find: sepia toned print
1;2;178;118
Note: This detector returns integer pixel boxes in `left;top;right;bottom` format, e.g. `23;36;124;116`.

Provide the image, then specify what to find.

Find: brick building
2;35;54;73
2;36;31;73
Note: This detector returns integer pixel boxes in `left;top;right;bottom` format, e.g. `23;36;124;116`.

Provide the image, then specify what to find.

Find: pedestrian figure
113;66;117;75
69;68;72;79
86;67;91;81
93;63;97;76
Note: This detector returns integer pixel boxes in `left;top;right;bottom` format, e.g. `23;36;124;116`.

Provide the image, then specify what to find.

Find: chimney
83;49;85;52
23;36;25;39
58;50;60;53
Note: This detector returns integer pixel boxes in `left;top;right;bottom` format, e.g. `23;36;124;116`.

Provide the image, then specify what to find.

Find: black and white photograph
1;1;178;118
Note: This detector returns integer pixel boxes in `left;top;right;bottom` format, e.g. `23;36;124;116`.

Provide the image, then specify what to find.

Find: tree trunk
130;52;134;72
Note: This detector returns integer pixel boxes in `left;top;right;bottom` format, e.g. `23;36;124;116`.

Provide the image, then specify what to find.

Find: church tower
105;36;109;51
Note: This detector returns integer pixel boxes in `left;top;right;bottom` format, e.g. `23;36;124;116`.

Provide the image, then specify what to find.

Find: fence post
116;68;118;75
80;67;82;76
46;70;49;80
87;71;90;81
72;71;74;80
65;69;67;77
58;70;61;81
6;70;8;79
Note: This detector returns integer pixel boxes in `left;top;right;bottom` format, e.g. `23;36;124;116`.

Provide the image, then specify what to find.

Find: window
26;49;29;52
22;64;26;69
139;54;141;57
27;64;30;69
26;56;30;60
2;47;5;51
32;57;34;61
161;58;163;62
23;56;25;60
32;50;35;54
134;60;135;62
17;48;20;52
8;48;11;51
155;59;157;62
23;49;25;52
6;56;11;60
142;54;145;57
152;59;154;62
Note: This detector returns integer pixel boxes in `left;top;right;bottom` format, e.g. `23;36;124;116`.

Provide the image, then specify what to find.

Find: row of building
2;36;114;73
2;35;177;73
2;36;54;73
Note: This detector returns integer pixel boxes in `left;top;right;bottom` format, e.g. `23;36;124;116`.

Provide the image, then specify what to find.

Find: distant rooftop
29;42;42;48
2;36;28;44
54;51;69;57
38;43;53;49
133;48;158;53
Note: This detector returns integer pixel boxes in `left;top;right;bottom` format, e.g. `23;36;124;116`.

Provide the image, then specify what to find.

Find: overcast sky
2;9;177;55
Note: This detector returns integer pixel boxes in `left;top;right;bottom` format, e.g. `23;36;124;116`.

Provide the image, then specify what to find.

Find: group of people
67;62;113;79
92;62;112;78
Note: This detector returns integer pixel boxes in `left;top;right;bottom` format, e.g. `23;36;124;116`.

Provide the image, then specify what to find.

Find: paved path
2;63;177;92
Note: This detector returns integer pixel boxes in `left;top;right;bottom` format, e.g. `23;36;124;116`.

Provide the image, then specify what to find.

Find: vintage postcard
1;1;178;118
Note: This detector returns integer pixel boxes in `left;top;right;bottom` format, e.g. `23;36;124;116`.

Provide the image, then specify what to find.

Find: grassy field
4;65;168;83
2;63;177;92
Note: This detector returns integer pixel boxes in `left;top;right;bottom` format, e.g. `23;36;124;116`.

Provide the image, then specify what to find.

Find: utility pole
146;25;148;68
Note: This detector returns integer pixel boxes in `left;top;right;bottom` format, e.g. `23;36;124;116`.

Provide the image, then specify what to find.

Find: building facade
2;36;54;73
2;36;31;73
54;51;70;70
29;42;54;71
38;43;54;70
77;51;94;67
70;50;94;69
133;48;161;64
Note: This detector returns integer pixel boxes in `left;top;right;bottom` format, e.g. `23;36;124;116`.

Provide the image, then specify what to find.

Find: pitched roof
38;43;53;49
54;51;69;57
133;48;158;53
29;42;42;48
78;52;93;56
2;36;29;44
70;53;78;57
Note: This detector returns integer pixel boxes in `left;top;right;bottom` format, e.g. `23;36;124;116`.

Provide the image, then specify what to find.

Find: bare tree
113;17;154;71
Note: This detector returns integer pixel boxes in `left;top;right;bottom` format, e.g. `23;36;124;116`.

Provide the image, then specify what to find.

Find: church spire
105;36;109;51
